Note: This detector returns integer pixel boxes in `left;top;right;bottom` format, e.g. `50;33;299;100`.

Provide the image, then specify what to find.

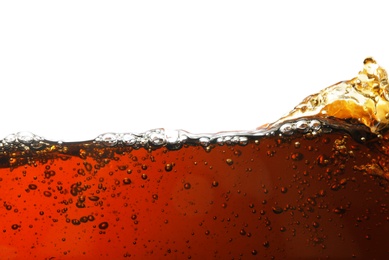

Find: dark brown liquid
0;121;388;259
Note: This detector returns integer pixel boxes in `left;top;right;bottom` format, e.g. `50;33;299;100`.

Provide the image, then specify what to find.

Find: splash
269;58;389;134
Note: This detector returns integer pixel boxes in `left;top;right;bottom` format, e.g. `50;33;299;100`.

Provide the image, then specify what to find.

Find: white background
0;0;388;141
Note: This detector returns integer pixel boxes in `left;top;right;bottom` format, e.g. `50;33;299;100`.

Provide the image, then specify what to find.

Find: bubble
123;178;132;185
99;222;109;230
279;123;294;135
333;207;346;214
30;140;44;149
43;191;52;197
310;120;321;131
80;216;89;223
88;196;100;201
72;219;81;225
184;183;191;189
317;154;329;166
16;132;35;144
165;163;173;172
318;189;326;197
231;136;240;144
272;206;283;214
100;133;117;147
331;183;341;191
199;137;210;147
307;197;316;206
28;184;37;190
296;120;309;132
147;129;166;146
122;133;137;145
291;152;303;161
76;201;85;208
225;158;233;165
212;181;219;187
238;136;248;145
4;134;16;144
216;137;224;145
11;224;19;230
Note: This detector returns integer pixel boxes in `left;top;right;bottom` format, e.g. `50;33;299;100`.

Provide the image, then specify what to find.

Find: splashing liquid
0;59;388;259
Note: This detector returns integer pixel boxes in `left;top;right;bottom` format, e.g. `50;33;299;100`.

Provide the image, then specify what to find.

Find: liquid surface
0;59;388;259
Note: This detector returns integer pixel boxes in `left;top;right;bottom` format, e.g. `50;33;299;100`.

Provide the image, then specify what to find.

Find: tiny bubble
272;206;283;214
123;178;132;185
11;224;19;230
28;184;37;190
165;164;173;172
98;222;109;230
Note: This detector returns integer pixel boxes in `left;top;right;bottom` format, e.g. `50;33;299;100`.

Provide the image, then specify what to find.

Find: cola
0;58;387;259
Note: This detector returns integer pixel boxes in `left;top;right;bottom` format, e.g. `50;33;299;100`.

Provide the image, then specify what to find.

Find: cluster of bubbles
95;128;252;149
0;122;326;151
95;129;185;148
0;129;256;151
0;132;47;151
278;119;323;136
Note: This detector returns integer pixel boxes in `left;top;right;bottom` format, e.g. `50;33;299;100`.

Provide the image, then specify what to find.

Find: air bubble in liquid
16;132;35;144
122;133;136;145
100;133;118;147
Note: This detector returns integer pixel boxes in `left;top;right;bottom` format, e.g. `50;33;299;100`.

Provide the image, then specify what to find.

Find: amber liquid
0;121;388;259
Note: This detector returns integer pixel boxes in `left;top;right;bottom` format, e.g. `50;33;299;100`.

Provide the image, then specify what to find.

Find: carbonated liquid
0;58;388;259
